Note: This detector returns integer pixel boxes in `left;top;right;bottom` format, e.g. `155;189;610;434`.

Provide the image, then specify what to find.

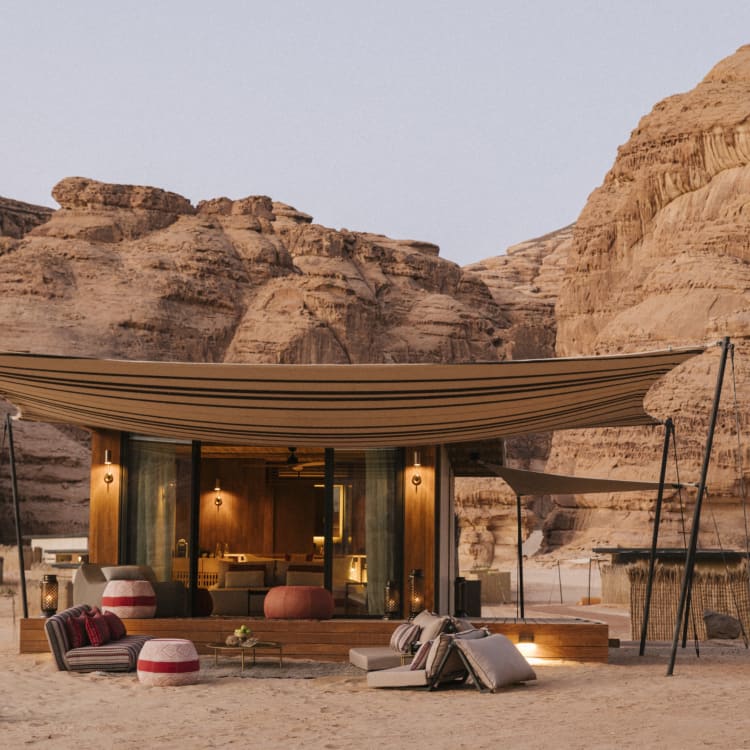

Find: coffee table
207;639;283;672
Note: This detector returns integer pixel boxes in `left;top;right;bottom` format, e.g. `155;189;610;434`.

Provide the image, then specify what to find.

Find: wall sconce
103;449;114;485
411;450;422;487
383;580;400;620
41;574;59;617
408;568;424;618
214;478;222;507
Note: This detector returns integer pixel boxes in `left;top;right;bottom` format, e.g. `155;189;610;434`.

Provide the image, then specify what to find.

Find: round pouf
102;579;157;618
137;638;200;686
263;585;334;619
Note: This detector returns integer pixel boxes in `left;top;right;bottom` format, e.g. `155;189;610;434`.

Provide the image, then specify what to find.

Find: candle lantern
41;574;59;617
383;580;400;620
408;568;424;619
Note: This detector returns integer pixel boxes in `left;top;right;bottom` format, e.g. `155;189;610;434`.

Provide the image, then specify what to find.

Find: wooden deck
20;615;609;662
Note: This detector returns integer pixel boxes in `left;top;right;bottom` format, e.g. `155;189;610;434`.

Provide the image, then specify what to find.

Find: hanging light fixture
103;449;114;485
214;479;223;507
40;574;59;617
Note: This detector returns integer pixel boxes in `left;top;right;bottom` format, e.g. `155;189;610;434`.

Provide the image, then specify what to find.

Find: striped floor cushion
64;635;153;673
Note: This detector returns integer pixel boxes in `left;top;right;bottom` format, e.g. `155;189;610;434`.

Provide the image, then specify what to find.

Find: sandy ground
2;559;750;749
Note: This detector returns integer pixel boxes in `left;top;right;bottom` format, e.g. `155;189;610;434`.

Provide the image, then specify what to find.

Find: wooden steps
20;615;608;662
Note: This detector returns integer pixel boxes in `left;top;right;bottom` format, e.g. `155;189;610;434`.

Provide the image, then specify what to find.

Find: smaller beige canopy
481;464;684;496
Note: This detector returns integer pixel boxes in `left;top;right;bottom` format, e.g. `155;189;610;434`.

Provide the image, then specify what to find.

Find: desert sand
2;559;750;749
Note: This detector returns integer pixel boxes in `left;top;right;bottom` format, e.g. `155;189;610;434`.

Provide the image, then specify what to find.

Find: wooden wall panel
88;430;121;564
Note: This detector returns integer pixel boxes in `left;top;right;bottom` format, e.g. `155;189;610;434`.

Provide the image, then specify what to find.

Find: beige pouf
137;638;200;686
101;579;157;618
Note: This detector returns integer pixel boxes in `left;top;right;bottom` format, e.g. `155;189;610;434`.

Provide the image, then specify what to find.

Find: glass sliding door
124;436;193;582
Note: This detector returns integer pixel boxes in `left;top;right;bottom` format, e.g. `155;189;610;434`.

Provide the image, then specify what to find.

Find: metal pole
667;337;731;676
516;494;525;618
640;418;673;655
7;414;28;618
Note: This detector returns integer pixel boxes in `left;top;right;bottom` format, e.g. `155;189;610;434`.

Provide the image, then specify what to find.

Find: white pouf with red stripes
101;579;157;618
137;638;200;686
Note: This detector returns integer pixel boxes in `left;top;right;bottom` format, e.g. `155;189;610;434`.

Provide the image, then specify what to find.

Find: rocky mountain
0;178;556;542
547;45;750;554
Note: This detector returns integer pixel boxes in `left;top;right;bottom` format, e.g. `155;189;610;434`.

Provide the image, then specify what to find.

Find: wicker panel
629;561;750;641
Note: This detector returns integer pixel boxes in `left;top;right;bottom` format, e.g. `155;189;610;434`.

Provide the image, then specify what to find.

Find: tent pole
7;414;28;618
667;337;731;676
323;448;334;592
639;417;673;656
516;494;525;619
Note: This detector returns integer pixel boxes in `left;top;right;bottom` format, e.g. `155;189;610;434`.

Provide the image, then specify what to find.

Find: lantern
41;574;58;617
383;580;400;619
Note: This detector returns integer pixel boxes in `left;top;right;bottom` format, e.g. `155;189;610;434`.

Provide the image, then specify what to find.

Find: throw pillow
102;610;127;640
389;622;421;653
84;611;111;646
64;613;89;649
410;639;433;670
456;633;536;691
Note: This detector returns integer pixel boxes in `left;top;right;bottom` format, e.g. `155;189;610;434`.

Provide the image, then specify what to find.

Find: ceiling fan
282;447;325;473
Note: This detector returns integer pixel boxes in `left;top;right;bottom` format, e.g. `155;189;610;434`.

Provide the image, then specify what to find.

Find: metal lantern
383;579;400;619
41;574;58;617
408;568;424;618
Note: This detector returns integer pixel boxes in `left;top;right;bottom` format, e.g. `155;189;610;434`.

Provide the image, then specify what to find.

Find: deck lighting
411;450;422;487
214;479;222;507
408;568;424;618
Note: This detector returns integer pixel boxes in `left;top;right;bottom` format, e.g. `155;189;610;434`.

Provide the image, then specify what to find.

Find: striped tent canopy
0;347;704;447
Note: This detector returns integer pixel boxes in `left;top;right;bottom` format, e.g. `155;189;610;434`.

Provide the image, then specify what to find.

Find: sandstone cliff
547;45;750;554
0;176;528;541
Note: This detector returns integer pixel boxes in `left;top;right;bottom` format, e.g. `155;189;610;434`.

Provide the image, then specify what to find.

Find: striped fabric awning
0;347;704;447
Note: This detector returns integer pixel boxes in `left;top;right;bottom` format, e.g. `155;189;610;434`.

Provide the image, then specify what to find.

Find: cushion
389;622;421;653
412;611;449;643
285;570;324;587
349;646;403;671
425;628;488;680
367;664;429;688
64;613;89;649
84;610;112;646
410;639;432;671
102;565;157;584
224;570;265;588
456;633;537;691
102;610;127;640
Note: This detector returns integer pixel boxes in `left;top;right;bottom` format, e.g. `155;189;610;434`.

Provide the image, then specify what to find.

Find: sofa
44;604;153;672
208;568;269;616
72;563;187;617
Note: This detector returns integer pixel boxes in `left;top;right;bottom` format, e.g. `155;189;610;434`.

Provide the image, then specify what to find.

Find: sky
2;2;749;266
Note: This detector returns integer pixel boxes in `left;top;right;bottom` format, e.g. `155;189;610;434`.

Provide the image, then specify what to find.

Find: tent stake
640;417;673;655
667;337;731;676
7;414;28;618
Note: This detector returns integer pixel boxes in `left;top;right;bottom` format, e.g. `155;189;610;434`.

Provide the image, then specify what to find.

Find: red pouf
263;585;334;619
101;579;157;618
137;638;200;686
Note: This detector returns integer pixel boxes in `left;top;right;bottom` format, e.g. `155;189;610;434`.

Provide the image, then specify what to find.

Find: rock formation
0;177;528;541
548;44;750;554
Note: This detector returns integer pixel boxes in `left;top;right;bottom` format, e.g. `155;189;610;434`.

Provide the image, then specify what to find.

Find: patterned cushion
102;610;127;640
85;611;111;646
410;639;433;670
44;605;92;670
64;613;89;649
65;635;152;673
389;622;421;653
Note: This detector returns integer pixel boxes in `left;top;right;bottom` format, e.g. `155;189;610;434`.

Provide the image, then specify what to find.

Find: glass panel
125;437;193;582
334;448;402;616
